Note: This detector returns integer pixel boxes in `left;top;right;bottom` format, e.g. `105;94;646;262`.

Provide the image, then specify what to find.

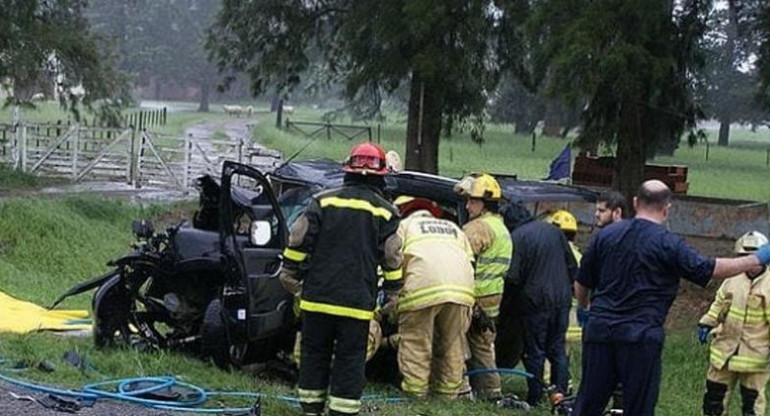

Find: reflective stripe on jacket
281;182;403;321
464;212;512;317
699;269;770;372
397;211;475;313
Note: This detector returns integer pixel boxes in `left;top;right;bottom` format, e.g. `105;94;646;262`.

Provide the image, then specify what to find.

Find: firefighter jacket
699;268;770;372
281;181;403;321
396;210;476;314
463;211;512;318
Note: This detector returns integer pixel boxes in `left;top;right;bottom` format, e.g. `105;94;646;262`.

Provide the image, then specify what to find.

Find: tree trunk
717;116;730;146
614;100;646;203
405;73;442;174
198;81;210;112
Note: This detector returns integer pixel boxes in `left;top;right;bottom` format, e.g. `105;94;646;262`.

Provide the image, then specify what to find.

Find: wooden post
705;140;710;162
377;124;381;143
766;148;769;166
276;99;284;128
327;123;331;140
163;107;167;125
139;112;144;131
238;138;244;164
531;132;536;153
71;126;80;180
183;133;191;189
129;127;137;186
19;125;28;171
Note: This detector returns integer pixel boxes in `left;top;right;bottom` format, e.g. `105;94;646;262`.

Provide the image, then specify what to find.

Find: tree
0;0;126;121
88;0;220;112
531;0;709;197
701;3;767;146
208;0;529;173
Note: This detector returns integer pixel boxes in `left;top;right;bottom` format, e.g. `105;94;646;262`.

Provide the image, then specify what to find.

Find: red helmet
343;142;388;175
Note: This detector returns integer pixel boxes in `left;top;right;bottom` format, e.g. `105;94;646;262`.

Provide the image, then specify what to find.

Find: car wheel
93;274;131;348
201;299;232;369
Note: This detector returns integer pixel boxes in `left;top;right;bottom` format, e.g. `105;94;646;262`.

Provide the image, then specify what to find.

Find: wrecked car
53;158;597;369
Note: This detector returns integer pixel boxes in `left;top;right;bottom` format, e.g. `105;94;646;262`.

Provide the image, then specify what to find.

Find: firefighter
279;142;403;416
393;196;476;398
546;209;583;343
700;231;770;416
453;173;512;400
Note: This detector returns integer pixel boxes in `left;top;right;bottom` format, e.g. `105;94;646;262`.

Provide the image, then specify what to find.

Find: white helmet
734;231;769;255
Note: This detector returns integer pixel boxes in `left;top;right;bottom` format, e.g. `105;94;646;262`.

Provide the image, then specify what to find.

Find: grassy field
0;196;756;415
252;110;770;201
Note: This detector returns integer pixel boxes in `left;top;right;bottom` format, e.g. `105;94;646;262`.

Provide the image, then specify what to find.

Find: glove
576;307;589;328
756;244;770;265
697;325;712;345
471;305;496;334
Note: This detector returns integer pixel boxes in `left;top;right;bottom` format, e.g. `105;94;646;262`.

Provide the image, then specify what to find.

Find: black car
54;159;596;369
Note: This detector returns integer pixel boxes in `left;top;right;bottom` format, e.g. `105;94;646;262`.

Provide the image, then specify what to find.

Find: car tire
93;274;131;348
201;298;232;369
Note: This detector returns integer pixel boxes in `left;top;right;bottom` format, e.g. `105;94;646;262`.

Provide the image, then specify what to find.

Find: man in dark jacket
497;202;577;406
279;143;404;416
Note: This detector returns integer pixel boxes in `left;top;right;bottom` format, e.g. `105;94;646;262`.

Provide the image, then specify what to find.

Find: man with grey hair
571;180;770;416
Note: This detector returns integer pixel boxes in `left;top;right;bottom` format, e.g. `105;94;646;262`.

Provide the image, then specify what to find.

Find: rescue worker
594;190;628;228
501;203;577;406
279;142;403;416
453;173;512;400
572;180;770;416
393;196;475;398
699;231;770;416
546;210;583;343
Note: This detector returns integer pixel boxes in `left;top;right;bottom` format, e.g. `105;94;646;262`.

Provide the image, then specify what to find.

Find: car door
218;161;293;343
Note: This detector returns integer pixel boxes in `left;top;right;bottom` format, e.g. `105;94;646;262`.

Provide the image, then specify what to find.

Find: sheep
223;104;245;117
31;93;46;101
282;105;295;114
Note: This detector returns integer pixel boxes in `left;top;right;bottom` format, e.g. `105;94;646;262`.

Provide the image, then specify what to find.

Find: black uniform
497;203;577;405
281;175;403;416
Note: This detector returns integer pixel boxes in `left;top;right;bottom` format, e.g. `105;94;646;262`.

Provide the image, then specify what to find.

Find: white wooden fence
0;123;279;190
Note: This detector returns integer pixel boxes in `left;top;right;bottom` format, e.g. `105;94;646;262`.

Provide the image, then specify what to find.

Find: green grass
0;164;66;191
0;195;763;414
253;110;770;201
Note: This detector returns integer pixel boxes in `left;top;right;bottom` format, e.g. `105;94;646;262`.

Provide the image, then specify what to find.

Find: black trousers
571;340;663;416
299;311;370;415
522;306;570;405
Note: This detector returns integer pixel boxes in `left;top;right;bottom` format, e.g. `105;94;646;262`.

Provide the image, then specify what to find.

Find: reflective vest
396;211;476;313
699;269;770;372
465;212;512;317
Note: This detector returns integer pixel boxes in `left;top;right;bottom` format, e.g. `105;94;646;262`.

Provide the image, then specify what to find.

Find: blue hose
465;367;534;379
0;358;409;412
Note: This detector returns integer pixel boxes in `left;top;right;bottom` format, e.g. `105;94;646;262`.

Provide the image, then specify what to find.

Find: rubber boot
703;380;728;416
300;402;324;416
740;384;759;416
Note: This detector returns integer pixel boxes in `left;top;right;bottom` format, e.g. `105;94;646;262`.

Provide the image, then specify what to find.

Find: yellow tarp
0;291;91;333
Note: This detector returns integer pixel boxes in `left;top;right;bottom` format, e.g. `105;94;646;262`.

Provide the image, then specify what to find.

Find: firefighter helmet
547;210;578;233
453;173;502;201
734;231;769;254
394;195;443;218
342;142;389;175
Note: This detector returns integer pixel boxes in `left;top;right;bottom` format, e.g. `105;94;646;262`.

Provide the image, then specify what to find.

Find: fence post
129;128;137;186
238;138;244;164
705;140;710;162
183;133;191;189
377;124;381;143
531;132;536;153
71;125;80;180
20;125;28;172
766;148;769;166
327;123;331;140
163;107;167;126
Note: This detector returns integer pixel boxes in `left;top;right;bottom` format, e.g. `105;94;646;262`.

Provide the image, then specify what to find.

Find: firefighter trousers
461;326;502;398
703;365;769;416
298;311;370;415
398;303;471;397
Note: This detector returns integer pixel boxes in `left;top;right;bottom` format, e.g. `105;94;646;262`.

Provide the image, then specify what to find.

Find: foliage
207;0;531;173
529;0;711;197
700;3;768;146
0;0;129;124
87;0;221;111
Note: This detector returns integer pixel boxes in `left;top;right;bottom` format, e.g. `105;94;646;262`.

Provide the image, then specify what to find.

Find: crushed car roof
271;158;597;203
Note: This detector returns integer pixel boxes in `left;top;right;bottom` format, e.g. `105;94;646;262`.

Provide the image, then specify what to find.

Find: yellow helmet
547;210;578;233
734;231;769;254
453;173;502;201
